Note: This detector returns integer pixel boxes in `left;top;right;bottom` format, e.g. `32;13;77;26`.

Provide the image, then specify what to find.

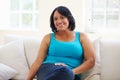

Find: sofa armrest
84;72;100;80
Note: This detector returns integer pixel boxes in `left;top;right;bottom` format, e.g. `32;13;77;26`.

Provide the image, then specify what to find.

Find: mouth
57;23;64;27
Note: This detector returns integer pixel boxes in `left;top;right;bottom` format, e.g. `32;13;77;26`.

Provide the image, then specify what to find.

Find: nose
57;19;62;24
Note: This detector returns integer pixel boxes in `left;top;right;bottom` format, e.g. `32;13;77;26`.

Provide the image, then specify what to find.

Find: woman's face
53;11;69;31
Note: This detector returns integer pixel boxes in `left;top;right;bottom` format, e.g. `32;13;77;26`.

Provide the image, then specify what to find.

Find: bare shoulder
41;33;51;46
43;33;51;40
80;32;89;42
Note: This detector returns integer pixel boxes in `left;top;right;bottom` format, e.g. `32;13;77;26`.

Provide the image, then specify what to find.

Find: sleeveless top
43;32;84;69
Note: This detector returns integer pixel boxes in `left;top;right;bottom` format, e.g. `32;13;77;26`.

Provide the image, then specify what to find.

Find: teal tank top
43;32;84;69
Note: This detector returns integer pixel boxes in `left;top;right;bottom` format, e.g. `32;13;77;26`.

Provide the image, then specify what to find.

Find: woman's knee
55;66;75;79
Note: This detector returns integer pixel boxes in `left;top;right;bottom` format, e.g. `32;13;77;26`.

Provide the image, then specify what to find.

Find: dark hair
50;6;75;32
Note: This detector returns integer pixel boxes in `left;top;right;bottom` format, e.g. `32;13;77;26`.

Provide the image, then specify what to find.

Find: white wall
0;0;85;39
38;0;85;35
0;0;120;42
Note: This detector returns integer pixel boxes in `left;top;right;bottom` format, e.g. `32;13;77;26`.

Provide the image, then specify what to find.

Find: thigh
37;63;55;80
37;63;74;80
48;65;74;80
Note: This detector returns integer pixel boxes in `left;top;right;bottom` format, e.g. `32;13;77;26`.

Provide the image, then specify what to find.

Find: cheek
65;19;69;25
54;22;57;27
65;21;69;26
53;21;56;25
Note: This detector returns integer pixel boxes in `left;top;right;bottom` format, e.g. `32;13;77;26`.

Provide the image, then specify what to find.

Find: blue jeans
37;63;80;80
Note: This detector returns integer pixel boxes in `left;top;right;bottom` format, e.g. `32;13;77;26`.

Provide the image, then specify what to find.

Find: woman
26;6;95;80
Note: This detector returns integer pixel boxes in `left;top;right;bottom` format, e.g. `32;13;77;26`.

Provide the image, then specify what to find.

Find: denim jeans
37;63;80;80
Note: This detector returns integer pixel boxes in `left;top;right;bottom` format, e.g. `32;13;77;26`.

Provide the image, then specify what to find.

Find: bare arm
26;34;51;80
72;33;95;75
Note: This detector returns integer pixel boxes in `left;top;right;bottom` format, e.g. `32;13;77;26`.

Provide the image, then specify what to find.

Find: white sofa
0;34;120;80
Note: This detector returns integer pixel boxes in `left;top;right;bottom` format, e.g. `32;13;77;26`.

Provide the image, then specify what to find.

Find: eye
53;17;58;21
60;16;65;19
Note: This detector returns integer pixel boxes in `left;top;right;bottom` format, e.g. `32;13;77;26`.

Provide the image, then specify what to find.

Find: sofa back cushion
81;37;101;80
100;38;120;80
23;37;41;67
0;40;29;79
3;34;42;68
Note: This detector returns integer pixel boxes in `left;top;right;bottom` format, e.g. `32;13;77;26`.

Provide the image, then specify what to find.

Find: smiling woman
26;5;95;80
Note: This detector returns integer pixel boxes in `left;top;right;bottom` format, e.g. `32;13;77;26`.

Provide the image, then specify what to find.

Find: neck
55;31;75;42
